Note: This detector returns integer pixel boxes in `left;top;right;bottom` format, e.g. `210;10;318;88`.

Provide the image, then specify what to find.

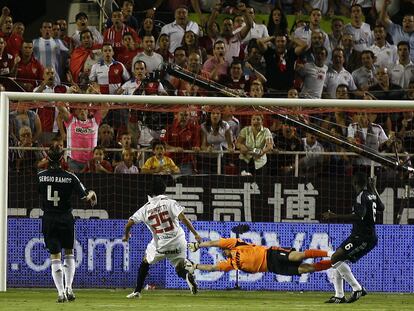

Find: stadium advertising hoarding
8;173;414;224
7;219;413;292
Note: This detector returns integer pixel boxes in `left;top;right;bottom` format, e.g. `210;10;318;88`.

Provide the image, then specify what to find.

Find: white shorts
145;239;187;267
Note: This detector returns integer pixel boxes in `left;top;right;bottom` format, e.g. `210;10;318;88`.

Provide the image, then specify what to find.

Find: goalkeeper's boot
324;296;346;303
126;291;142;299
186;272;198;295
346;287;366;303
66;288;76;301
57;293;68;303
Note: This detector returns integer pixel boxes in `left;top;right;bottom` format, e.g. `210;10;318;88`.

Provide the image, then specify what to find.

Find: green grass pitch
1;289;414;311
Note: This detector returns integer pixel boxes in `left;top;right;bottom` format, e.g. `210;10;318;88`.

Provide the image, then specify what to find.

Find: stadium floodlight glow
2;91;414;292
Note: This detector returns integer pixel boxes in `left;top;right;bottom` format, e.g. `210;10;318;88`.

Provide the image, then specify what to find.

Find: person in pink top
202;40;229;81
57;96;109;172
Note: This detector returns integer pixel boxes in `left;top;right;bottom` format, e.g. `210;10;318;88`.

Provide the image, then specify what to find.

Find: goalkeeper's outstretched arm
194;263;220;272
188;240;222;252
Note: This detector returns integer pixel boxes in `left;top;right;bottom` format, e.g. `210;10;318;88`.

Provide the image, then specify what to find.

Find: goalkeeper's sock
304;249;328;258
333;268;345;298
312;260;332;271
51;259;65;295
134;261;150;293
63;254;75;290
333;261;362;291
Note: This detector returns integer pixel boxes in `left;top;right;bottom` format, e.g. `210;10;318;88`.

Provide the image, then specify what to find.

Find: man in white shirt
389;41;414;89
351;50;377;91
123;177;202;298
131;35;163;73
241;6;269;43
71;12;103;48
343;4;374;52
160;6;200;54
369;24;397;69
324;48;357;98
297;47;328;99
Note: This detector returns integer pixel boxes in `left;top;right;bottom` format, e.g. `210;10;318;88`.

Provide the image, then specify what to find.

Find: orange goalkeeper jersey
216;238;270;273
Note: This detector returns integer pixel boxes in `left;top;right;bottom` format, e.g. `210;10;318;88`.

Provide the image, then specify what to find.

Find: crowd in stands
4;0;414;177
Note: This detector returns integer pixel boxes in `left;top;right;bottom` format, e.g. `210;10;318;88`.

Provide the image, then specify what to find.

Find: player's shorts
266;247;301;276
339;234;378;263
42;212;75;254
145;238;187;267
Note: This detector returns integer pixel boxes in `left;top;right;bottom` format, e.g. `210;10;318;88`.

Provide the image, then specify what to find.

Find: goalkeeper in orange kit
187;238;332;275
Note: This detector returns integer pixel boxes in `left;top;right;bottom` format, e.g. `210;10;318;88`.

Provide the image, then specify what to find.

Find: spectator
258;34;302;95
141;139;180;175
131;35;163;73
296;47;328;99
343;4;374;52
7;21;24;57
117;32;143;75
56;19;72;50
160;6;200;54
163;110;201;175
9;101;42;143
89;43;130;95
244;40;266;76
341;33;362;73
172;46;188;68
389;41;414;89
368;66;404;101
103;10;140;58
33;21;69;84
181;30;207;63
12;41;44;91
236;113;273;176
369;24;397;69
114;149;139;174
71;12;103;48
81;146;113;173
267;6;289;36
328;18;344;51
106;0;139;31
57;101;109;172
396;110;414;153
0;36;13;75
299;131;325;175
351;50;377;92
347;112;390;174
97;123;118;163
170;51;209;96
15;126;43;174
34;67;74;144
37;135;69;170
69;29;102;86
155;33;173;63
324;48;357;99
380;0;414;62
203;40;229;81
293;8;331;61
138;17;159;41
200;111;234;174
199;20;220;57
241;6;269;44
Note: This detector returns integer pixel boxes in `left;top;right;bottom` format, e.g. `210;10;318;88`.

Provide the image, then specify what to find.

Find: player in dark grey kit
38;145;97;303
322;172;384;304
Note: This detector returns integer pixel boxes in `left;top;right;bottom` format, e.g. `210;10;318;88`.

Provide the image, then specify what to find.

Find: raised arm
57;102;71;122
379;0;392;27
238;8;253;40
178;212;202;242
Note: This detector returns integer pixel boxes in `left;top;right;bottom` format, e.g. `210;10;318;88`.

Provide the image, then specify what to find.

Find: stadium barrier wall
9;173;414;224
7;219;414;292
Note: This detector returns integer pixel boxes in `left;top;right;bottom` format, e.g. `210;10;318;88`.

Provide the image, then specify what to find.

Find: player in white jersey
122;177;202;298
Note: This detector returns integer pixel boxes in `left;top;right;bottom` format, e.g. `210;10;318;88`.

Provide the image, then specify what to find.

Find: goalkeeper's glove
184;259;196;274
188;242;200;252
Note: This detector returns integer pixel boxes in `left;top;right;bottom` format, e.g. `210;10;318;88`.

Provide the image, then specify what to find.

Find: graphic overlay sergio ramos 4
7;219;413;292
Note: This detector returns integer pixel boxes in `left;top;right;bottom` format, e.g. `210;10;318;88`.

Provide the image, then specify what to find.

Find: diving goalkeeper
187;238;332;275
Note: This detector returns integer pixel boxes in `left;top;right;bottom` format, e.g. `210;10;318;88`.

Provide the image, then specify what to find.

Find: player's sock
333;268;345;298
51;259;65;295
63;254;75;290
304;249;328;258
333;261;362;291
134;261;150;293
312;260;332;271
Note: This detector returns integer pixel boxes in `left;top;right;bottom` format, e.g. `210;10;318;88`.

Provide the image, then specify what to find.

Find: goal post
2;91;414;292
